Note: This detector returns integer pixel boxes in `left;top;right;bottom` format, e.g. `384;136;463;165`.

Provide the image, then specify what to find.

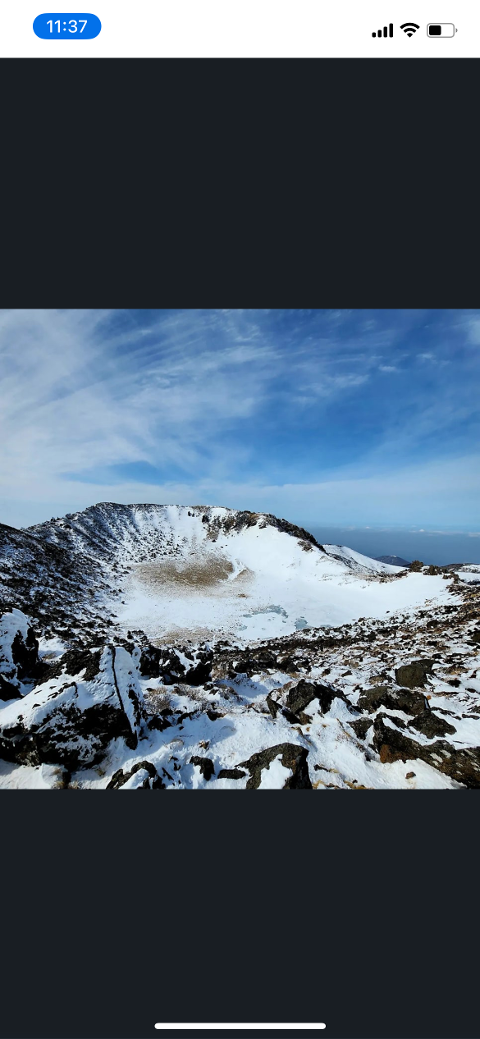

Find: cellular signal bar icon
372;23;393;37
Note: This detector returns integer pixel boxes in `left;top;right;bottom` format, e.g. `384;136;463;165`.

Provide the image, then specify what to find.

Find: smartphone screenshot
0;3;478;1039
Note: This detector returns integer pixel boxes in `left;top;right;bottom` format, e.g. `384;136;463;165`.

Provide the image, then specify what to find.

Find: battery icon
427;23;458;36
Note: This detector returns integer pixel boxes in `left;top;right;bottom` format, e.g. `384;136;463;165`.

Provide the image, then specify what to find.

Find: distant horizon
308;525;480;567
2;309;479;535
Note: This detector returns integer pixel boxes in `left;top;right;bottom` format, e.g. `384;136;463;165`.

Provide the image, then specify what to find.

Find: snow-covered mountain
0;502;439;645
0;503;479;789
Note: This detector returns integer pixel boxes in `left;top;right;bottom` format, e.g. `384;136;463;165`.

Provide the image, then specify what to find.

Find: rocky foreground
0;567;478;789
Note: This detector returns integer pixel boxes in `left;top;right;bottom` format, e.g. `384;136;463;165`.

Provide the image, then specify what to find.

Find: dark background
0;58;478;1039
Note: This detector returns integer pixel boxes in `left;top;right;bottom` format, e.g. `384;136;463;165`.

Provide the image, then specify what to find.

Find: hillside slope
0;503;446;643
0;503;478;790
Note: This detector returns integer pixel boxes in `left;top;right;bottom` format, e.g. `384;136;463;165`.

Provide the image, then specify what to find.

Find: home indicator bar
154;1026;327;1032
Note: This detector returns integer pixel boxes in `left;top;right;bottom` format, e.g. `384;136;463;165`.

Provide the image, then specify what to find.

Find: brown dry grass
136;556;234;588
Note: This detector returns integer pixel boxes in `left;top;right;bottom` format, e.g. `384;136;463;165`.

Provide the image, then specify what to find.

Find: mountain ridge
1;502;405;645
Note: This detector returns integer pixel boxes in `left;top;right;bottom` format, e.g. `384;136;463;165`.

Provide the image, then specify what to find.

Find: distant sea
307;527;480;566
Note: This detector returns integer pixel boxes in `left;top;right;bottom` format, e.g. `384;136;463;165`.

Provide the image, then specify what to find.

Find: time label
33;13;101;39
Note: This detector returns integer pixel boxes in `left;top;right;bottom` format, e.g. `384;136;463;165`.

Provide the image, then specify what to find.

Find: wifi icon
400;22;420;36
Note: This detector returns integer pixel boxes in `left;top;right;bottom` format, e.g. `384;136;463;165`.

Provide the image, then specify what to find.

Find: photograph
1;307;479;790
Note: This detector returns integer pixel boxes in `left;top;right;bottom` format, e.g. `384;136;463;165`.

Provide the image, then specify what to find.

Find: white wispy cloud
0;309;384;504
1;309;478;530
2;452;479;532
0;309;277;492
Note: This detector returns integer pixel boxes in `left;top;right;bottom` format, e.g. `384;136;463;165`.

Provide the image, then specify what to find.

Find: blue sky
1;308;479;532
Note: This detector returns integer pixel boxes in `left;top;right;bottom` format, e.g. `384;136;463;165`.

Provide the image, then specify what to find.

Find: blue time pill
33;13;102;39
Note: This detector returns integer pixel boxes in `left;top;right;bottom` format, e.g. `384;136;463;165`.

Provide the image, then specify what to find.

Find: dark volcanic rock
372;714;480;788
10;626;39;679
266;692;282;719
284;679;320;715
106;760;165;789
408;711;456;738
217;768;247;780
139;645;185;680
394;659;435;689
0;674;23;701
147;713;172;732
349;717;374;740
238;743;312;789
283;678;352;720
190;756;215;781
48;647;102;682
183;648;213;685
139;644;212;685
231;649;277;676
357;686;428;716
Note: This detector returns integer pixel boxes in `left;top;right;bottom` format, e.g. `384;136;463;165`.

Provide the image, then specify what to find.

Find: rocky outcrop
0;645;147;770
394;659;435;688
106;760;165;789
270;678;353;724
408;711;456;738
349;717;374;740
357;686;428;716
372;714;480;788
238;743;312;789
139;644;213;685
0;609;39;699
0;675;23;701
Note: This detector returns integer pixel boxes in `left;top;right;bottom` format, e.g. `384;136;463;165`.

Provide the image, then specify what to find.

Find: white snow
257;755;293;789
0;645;144;738
118;768;150;789
457;569;480;584
0;759;66;789
38;635;66;660
0;608;31;678
109;512;452;643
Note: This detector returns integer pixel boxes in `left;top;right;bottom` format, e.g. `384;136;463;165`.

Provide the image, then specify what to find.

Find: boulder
190;756;215;781
106;760;165;789
238;743;312;789
408;711;456;738
394;659;435;689
266;692;282;719
279;678;352;721
349;717;374;740
139;644;185;680
217;768;247;780
357;686;428;716
284;679;320;715
0;674;23;701
183;647;213;685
